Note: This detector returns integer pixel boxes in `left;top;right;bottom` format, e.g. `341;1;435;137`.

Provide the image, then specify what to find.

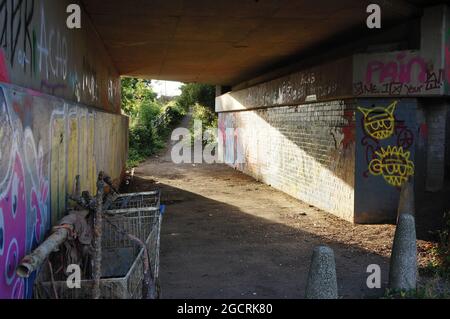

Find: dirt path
123;124;434;299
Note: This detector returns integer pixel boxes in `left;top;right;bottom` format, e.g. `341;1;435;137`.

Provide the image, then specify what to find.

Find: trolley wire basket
34;190;162;299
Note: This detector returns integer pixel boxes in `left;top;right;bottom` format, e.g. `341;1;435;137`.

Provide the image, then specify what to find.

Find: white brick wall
218;100;357;222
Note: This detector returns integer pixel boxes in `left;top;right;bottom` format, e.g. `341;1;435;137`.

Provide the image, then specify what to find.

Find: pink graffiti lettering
365;53;428;85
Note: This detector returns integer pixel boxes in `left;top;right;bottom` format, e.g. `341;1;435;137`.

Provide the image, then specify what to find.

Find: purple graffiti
0;87;51;299
0;153;27;299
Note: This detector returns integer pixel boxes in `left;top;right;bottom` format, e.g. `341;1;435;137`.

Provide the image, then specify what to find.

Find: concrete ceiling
82;0;439;86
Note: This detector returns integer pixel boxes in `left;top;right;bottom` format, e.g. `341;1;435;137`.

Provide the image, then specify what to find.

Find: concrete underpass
126;144;395;299
1;0;450;299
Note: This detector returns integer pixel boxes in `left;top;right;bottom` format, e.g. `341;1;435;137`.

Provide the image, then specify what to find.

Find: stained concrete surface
118;113;448;299
81;0;432;85
124;160;396;299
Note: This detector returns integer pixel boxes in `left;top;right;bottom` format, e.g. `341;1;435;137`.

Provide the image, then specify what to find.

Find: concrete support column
420;6;446;91
425;100;448;192
215;85;231;97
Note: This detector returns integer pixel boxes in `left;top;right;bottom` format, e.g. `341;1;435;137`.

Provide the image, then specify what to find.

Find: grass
420;212;450;279
383;279;450;299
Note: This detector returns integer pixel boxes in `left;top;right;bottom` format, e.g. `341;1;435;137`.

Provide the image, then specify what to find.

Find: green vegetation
176;83;218;144
176;83;216;113
121;80;217;168
121;78;186;168
384;286;449;299
420;212;450;279
384;211;450;299
190;103;218;145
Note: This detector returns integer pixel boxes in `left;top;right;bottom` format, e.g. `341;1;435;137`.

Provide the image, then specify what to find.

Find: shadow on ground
123;175;389;299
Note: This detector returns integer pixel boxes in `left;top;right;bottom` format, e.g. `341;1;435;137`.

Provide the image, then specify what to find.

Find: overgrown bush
190;103;218;145
175;83;218;145
176;83;215;113
122;81;217;168
122;78;186;168
423;212;450;279
162;102;186;128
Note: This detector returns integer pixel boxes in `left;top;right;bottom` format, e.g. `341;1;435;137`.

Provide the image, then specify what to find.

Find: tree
121;77;186;168
121;77;157;118
176;83;215;112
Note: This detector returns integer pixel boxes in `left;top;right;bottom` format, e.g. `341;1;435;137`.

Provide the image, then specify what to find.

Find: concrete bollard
397;178;415;220
305;246;338;299
389;214;417;291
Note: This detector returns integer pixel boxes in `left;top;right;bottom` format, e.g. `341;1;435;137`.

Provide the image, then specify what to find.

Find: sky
150;80;183;97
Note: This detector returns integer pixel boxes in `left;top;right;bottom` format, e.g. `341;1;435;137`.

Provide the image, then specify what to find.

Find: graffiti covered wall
0;0;127;299
215;6;448;225
0;0;120;112
218;100;357;222
218;98;420;224
216;58;353;112
353;51;445;97
217;43;450;115
354;99;418;223
0;82;127;299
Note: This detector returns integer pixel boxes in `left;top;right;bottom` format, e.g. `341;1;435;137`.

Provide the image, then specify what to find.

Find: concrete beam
81;0;433;85
216;57;353;112
217;6;450;113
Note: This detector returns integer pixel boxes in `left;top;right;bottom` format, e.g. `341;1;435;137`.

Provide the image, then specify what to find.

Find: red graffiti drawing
397;129;414;150
420;123;428;139
0;50;10;83
445;46;450;84
341;111;355;150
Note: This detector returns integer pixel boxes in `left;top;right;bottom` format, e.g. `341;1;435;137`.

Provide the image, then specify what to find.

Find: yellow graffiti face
369;146;414;187
358;101;397;140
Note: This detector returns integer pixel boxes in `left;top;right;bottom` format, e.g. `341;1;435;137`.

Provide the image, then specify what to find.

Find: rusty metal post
75;175;81;199
92;172;105;299
16;226;72;278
